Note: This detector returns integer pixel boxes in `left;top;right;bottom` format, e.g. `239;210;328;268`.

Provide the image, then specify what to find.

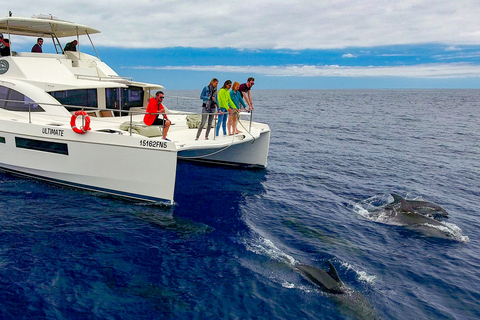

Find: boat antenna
9;11;12;17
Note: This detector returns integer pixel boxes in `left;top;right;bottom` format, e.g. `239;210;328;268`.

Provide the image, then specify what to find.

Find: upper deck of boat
0;16;99;38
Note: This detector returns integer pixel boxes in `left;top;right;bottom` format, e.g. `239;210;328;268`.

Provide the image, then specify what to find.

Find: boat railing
75;74;133;82
2;99;255;138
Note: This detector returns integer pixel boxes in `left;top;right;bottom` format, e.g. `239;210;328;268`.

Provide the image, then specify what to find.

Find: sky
6;0;480;89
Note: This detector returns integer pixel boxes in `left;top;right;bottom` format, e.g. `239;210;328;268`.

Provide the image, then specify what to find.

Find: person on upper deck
239;77;255;111
31;38;43;53
196;78;218;140
144;91;171;141
0;33;11;56
216;80;235;137
64;40;77;52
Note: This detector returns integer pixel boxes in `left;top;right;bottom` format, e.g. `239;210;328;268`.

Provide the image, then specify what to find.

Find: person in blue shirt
229;81;248;134
196;78;218;140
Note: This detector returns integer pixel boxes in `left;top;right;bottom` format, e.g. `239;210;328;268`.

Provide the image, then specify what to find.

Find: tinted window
0;136;5;143
0;85;44;112
15;137;68;155
50;89;97;111
106;86;144;111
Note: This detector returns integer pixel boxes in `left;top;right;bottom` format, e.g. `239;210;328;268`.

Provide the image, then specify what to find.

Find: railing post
214;112;217;140
129;111;133;136
28;103;32;123
249;110;253;133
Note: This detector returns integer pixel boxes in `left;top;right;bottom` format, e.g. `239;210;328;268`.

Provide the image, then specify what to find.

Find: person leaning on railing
229;81;247;134
144;91;171;141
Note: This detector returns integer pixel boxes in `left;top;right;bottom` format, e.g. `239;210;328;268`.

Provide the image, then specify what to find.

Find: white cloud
342;53;356;58
6;0;480;49
128;63;480;79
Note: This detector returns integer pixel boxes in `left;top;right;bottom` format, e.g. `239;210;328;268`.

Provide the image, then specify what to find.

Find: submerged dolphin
296;262;381;320
368;194;456;239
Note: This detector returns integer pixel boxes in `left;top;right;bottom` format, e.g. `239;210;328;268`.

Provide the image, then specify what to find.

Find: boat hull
0;120;177;204
177;130;270;167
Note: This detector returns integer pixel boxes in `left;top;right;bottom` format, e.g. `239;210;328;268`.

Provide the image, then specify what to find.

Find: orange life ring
70;110;91;134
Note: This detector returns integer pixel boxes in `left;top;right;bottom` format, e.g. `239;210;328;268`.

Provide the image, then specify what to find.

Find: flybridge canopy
0;16;100;38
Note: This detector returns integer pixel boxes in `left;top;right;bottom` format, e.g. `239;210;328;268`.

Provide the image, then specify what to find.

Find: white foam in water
281;281;295;289
341;262;377;284
422;222;470;243
243;236;297;266
354;203;371;219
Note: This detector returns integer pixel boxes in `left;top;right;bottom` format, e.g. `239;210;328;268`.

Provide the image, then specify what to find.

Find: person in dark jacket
31;38;43;53
64;40;77;51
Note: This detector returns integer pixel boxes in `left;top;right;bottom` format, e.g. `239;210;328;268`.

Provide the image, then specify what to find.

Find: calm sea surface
1;89;479;319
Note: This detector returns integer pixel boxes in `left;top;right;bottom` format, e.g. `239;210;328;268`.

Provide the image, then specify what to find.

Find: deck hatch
15;137;68;155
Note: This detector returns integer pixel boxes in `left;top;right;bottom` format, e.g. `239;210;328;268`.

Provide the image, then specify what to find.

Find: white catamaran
0;15;270;204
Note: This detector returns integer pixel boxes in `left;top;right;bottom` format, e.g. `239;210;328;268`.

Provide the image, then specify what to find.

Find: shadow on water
172;162;267;231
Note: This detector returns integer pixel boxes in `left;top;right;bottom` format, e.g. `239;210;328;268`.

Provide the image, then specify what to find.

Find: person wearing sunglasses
144;91;171;141
31;38;43;53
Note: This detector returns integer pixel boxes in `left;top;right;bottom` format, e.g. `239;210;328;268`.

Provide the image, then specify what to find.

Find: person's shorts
152;118;167;126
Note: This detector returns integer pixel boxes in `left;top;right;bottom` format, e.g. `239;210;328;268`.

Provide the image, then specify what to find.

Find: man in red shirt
143;91;171;140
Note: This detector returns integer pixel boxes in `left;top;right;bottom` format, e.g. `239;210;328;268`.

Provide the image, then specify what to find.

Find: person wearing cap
0;33;10;56
64;40;77;52
31;38;43;53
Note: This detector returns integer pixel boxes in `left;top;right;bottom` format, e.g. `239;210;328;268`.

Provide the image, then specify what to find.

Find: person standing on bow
216;80;235;137
229;81;247;134
144;91;171;141
196;78;218;140
31;38;43;53
239;77;255;111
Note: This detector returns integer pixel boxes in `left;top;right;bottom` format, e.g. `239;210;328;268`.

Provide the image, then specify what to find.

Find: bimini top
0;16;100;38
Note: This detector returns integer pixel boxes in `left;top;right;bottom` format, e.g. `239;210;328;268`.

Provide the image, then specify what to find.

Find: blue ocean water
1;89;479;319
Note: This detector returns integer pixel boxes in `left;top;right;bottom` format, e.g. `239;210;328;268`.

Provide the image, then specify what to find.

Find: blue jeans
216;108;228;136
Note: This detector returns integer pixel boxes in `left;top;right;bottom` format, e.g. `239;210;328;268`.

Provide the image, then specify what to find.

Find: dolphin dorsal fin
327;261;341;283
400;199;415;213
392;194;415;213
391;194;403;203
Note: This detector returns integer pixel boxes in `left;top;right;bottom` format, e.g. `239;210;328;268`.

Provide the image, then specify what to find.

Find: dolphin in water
296;261;346;294
389;194;448;220
367;194;459;239
296;262;381;320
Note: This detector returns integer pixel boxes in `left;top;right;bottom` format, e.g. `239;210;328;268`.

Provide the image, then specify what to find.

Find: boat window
0;85;44;112
106;86;144;111
0;136;5;143
15;137;69;155
50;89;97;111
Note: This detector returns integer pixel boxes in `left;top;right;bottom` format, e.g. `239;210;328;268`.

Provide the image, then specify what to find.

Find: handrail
0;98;255;138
